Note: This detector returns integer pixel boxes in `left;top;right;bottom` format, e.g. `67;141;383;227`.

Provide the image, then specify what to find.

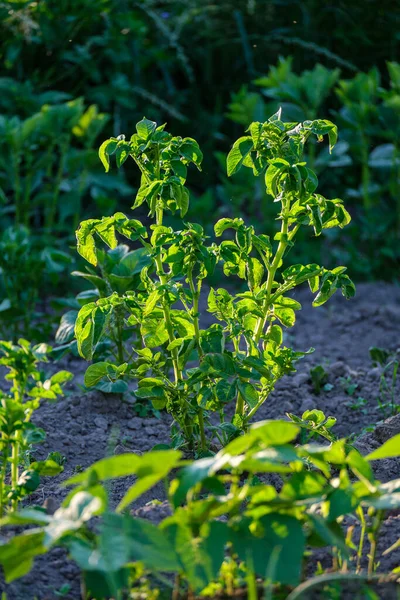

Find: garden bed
1;282;399;599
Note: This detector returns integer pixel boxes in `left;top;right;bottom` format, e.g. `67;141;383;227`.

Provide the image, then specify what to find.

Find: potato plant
0;339;72;514
0;421;399;599
74;113;355;453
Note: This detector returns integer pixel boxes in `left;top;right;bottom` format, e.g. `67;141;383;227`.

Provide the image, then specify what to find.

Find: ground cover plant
73;112;355;454
0;420;399;599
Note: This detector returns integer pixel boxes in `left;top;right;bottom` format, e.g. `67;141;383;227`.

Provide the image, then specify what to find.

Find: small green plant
1;421;400;599
53;583;71;598
0;339;72;514
340;376;359;397
74;113;355;453
346;396;368;413
369;346;399;417
288;409;337;443
310;364;330;394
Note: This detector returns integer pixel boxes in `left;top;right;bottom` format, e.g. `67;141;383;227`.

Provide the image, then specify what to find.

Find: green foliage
0;1;399;284
369;346;399;417
73;114;354;453
56;244;152;371
0;226;72;341
227;58;400;281
0;339;72;515
310;365;329;394
1;423;400;597
0;98;129;232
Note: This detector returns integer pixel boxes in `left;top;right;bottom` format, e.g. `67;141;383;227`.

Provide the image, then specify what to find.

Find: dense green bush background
0;0;399;337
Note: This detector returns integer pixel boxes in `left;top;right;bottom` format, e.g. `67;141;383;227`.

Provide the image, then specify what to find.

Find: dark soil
1;282;400;599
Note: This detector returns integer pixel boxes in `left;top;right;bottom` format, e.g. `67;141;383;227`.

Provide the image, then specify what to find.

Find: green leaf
180;138;203;168
136;117;157;140
214;217;244;237
44;492;103;546
230;514;305;586
98;138;118;172
29;459;64;477
65;450;180;487
55;310;78;344
75;304;111;360
247;257;264;289
141;318;170;348
282;264;323;287
172;457;216;507
117;451;182;511
328;488;358;521
76;219;98;266
132;180;162;210
247;121;262;146
115;142;130;168
214;379;237;404
50;370;73;385
65;454;141;486
84;362;112;387
143;289;162;317
307;514;349;556
250;420;300;445
103;513;179;572
164;521;228;593
237;381;259;409
227;136;253;176
0;531;46;583
366;434;400;460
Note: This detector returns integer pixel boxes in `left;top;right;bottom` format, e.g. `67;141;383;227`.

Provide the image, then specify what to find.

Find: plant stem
237;200;293;427
11;431;21;511
11;379;22;511
154;210;193;445
188;272;207;450
116;310;125;364
245;558;258;600
0;439;9;518
368;510;383;576
253;203;289;344
155;254;181;383
197;409;207;452
172;574;181;600
356;506;366;574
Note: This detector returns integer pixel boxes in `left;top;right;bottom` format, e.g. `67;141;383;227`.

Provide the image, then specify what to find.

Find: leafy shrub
73;113;354;453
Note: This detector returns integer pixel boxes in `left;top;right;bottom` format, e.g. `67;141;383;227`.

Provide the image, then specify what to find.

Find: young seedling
74;113;355;453
340;376;359;397
310;364;329;394
0;339;72;514
369;346;399;416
